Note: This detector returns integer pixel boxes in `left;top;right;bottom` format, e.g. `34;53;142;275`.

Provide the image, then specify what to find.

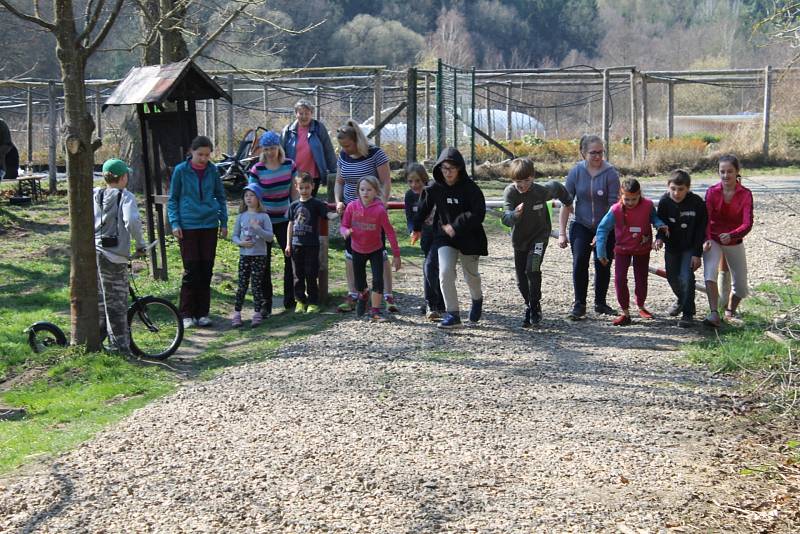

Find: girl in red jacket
702;155;753;327
595;178;668;326
340;176;402;322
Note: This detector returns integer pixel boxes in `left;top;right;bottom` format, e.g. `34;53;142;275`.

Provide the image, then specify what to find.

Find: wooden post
94;86;103;140
406;67;418;164
630;69;638;162
204;99;211;136
319;217;329;304
226;75;235;155
667;81;675;140
602;68;610;155
506;83;512;140
314;86;321;121
640;73;649;158
762;65;772;157
48;81;57;193
211;98;218;147
373;70;382;146
263;84;270;128
485;86;492;142
26;86;33;169
424;73;431;160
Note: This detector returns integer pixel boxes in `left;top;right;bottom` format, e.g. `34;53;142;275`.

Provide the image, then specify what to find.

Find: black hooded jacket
413;148;488;256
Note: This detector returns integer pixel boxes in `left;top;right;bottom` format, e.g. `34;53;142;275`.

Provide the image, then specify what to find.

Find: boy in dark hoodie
502;158;573;327
412;148;488;329
656;170;707;327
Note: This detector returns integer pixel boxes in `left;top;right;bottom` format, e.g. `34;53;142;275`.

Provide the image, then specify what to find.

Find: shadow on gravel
16;463;75;533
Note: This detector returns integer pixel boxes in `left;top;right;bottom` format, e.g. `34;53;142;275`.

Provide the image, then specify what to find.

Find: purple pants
614;253;649;310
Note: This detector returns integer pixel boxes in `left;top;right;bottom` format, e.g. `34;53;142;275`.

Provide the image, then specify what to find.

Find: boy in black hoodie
656;170;707;327
412;148;488;329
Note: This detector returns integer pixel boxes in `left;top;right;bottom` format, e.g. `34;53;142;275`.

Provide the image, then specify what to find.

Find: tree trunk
55;30;101;350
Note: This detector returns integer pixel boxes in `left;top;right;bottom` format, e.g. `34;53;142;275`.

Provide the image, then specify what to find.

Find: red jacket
340;199;400;257
704;182;753;244
612;198;654;256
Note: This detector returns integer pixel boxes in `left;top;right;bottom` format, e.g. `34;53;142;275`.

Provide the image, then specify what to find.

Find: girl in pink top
340;176;401;321
702;154;754;327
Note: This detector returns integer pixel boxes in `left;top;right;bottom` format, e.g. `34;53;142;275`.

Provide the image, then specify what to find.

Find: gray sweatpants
97;253;130;352
438;246;483;313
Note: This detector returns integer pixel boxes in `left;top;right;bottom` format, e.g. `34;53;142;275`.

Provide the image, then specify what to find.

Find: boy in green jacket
502;158;572;326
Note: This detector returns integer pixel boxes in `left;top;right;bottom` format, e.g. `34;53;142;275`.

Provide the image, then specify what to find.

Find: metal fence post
424;73;431;160
436;59;444;157
48;81;57;193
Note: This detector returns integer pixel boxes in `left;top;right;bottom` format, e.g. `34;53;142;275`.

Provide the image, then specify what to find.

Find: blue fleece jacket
167;159;228;231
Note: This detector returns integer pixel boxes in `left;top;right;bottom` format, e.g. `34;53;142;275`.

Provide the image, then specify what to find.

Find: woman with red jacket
702;155;753;327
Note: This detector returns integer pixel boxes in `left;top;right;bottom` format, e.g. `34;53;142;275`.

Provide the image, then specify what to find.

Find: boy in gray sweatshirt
502;158;572;326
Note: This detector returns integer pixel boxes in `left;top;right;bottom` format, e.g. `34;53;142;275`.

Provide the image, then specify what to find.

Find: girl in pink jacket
340;176;401;321
702;155;753;327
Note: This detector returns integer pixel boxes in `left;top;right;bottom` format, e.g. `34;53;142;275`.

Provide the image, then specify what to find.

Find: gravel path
2;189;799;532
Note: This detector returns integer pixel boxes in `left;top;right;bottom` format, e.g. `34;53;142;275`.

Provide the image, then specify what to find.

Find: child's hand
336;201;346;215
719;233;732;245
653;238;664;251
703;240;712;252
590;236;596;247
598;257;609;266
284;246;292;257
240;241;254;248
410;231;421;245
514;202;524;216
392;255;401;272
691;256;701;271
442;224;455;238
558;234;569;249
658;225;670;238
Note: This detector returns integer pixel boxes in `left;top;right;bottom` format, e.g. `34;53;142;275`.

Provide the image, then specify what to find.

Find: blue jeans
422;234;445;312
569;222;612;307
664;249;696;317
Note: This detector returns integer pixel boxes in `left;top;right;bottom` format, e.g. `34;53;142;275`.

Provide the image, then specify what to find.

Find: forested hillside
0;0;790;79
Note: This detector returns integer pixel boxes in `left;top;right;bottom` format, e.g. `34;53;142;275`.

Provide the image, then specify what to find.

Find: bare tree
755;1;800;66
424;8;476;67
0;0;127;350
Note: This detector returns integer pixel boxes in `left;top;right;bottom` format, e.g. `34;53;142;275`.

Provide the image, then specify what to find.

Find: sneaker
196;316;213;327
370;310;387;323
638;308;654;320
182;317;196;329
251;312;263;327
337;295;356;313
231;311;242;328
438;313;463;329
613;314;632;326
295;302;308;313
594;303;617;316
522;307;532;328
530;305;542;325
567;302;586;320
678;315;694;328
667;301;683;317
306;304;320;314
703;311;721;328
468;298;483;323
425;309;442;322
355;294;368;317
384;295;399;313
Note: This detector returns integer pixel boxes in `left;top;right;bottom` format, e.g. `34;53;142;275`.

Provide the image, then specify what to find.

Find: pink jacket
705;181;753;244
340;199;400;257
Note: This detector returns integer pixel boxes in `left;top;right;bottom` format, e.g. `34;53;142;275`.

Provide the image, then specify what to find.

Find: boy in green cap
94;158;147;354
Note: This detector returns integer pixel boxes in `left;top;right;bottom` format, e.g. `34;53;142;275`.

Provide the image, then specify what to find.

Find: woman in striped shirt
248;131;297;313
334;120;395;313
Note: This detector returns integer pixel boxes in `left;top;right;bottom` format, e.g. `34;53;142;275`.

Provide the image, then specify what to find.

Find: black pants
353;248;385;294
569;221;613;307
513;240;547;309
179;228;218;319
262;221;295;312
235;255;268;312
291;245;320;305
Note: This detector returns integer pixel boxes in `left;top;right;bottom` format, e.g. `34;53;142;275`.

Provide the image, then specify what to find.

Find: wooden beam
367;101;406;139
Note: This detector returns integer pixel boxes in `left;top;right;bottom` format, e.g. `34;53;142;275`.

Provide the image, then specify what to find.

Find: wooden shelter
103;59;231;279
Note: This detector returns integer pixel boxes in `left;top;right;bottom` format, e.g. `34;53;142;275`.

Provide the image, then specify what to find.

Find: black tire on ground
27;321;68;353
128;297;183;360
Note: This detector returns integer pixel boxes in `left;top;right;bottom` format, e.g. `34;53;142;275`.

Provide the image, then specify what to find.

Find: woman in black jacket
412;148;487;329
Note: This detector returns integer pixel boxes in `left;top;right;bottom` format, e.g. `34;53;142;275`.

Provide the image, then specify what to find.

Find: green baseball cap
102;158;131;178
